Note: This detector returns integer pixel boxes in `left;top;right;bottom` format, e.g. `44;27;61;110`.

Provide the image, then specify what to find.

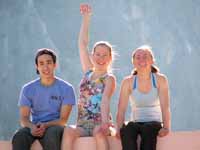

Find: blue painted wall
0;0;200;139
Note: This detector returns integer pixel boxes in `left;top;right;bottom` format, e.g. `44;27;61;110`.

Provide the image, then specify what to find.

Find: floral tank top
77;70;109;126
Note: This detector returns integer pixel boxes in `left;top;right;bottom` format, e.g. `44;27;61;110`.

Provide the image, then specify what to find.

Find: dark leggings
12;126;64;150
120;121;162;150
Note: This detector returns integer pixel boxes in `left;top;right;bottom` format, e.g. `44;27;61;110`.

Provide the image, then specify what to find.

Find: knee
141;129;158;144
47;126;63;134
44;126;64;141
142;128;158;139
94;131;107;141
63;127;77;139
12;128;34;149
12;128;31;146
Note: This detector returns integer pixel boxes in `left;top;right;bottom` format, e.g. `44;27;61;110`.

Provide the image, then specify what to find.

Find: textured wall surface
0;0;200;140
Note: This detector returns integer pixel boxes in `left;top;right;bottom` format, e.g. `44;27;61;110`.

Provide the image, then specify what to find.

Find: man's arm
41;84;75;130
20;106;43;137
20;106;33;128
43;105;73;128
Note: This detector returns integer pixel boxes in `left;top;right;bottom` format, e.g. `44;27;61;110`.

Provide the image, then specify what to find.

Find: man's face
36;54;56;79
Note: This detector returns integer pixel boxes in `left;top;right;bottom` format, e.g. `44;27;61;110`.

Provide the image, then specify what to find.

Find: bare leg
93;126;109;150
61;126;84;150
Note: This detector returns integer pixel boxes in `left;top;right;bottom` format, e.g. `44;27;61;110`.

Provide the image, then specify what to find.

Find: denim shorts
77;121;101;137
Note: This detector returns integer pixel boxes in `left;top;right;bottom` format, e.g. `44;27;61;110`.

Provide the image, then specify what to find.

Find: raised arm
116;77;132;138
79;4;93;73
157;74;171;137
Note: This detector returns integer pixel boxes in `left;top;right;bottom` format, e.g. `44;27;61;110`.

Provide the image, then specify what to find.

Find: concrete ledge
1;131;200;150
0;140;42;150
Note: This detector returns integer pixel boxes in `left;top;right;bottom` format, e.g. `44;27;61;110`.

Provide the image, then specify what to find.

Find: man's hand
31;123;46;137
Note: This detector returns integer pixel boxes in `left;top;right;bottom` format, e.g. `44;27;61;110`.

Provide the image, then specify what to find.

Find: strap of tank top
85;70;93;78
99;73;109;82
152;73;157;88
86;70;109;83
133;75;137;90
132;73;157;89
101;72;108;78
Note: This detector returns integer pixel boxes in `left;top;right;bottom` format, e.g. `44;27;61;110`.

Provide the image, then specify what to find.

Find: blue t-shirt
18;77;76;124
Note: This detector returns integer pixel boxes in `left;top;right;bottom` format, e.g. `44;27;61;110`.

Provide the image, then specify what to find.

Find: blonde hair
131;45;159;75
92;41;115;73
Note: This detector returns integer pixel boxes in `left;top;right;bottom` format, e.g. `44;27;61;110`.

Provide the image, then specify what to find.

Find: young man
12;48;76;150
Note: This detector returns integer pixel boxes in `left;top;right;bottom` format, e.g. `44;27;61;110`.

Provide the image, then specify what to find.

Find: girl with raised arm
62;4;116;150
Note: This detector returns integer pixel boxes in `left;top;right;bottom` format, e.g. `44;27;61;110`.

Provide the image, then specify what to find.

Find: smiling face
36;54;57;79
132;49;154;71
91;44;112;71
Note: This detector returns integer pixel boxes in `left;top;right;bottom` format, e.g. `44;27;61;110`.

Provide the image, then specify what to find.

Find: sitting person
12;48;76;150
116;45;171;150
61;4;116;150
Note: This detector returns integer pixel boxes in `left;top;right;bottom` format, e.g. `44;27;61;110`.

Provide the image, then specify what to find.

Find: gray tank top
129;73;162;122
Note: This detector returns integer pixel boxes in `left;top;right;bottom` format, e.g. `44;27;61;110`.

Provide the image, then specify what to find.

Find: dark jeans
120;121;162;150
12;125;64;150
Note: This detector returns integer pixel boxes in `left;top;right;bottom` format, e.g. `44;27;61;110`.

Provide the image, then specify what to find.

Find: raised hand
80;4;92;16
79;3;93;72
